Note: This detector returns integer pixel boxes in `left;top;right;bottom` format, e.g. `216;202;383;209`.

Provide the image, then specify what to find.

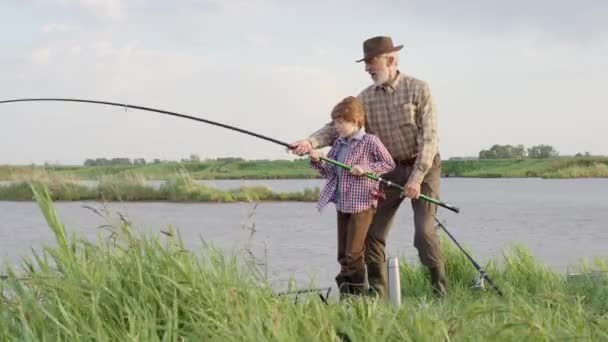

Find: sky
1;0;607;165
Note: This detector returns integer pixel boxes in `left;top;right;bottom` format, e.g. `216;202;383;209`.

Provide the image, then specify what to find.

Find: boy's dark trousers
335;207;376;296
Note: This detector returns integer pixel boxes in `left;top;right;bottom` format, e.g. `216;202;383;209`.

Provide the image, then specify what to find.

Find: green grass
3;157;608;181
2;157;607;202
0;159;319;181
441;157;608;178
0;171;319;202
0;185;606;340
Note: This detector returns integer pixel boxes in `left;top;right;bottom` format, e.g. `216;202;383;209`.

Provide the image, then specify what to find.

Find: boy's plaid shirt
311;133;395;213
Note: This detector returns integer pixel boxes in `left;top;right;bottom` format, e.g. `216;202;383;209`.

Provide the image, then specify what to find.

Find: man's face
364;56;390;86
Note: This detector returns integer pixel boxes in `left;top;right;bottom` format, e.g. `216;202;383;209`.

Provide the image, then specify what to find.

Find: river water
1;178;607;290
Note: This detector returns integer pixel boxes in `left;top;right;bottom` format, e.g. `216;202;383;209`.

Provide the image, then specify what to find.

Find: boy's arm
364;136;396;175
309;150;336;178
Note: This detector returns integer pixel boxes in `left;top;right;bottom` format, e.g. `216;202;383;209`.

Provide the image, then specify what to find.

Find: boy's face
333;118;358;138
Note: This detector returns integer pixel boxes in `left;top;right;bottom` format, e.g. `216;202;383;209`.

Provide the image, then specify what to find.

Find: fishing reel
471;270;487;290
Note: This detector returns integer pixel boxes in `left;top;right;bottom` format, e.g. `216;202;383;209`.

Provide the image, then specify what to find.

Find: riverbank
0;187;606;340
0;172;319;202
2;157;607;181
442;157;608;178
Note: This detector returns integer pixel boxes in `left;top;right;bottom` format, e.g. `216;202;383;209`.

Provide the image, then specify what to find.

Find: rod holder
387;257;401;308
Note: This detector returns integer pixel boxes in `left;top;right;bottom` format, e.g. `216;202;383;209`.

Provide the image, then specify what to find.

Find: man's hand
350;165;365;176
309;150;322;162
403;181;421;199
288;139;313;156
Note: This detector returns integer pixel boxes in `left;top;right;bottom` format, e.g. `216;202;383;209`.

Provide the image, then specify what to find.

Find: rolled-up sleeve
410;82;438;185
308;121;337;149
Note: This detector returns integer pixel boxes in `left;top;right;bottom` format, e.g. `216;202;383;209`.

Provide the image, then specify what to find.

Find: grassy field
0;186;606;340
0;171;319;202
441;157;608;178
2;157;606;202
0;159;319;181
2;157;608;181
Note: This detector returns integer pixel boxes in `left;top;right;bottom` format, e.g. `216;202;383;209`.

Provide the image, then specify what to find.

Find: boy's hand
350;165;365;176
309;150;322;162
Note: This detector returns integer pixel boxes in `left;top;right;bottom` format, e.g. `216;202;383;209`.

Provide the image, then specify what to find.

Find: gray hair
381;51;399;67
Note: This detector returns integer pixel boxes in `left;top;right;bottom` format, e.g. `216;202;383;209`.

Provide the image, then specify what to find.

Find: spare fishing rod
434;218;504;296
0;97;459;213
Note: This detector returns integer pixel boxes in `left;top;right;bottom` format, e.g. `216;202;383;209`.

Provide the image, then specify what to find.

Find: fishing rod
0;98;459;213
0;98;289;147
321;158;460;213
434;218;504;296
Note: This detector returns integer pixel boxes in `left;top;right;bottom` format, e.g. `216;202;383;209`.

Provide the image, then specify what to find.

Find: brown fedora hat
356;36;403;63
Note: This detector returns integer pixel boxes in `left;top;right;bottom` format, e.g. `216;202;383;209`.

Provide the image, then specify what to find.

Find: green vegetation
0;186;606;340
478;144;559;159
2;156;608;183
0;159;319;180
0;172;319;202
441;157;608;178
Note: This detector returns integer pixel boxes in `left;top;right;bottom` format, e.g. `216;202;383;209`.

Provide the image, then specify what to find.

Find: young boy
309;96;395;296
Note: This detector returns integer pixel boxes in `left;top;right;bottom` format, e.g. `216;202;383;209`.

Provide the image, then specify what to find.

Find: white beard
372;67;390;86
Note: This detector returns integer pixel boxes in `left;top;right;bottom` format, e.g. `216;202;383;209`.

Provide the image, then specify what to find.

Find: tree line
82;146;598;166
478;144;559;159
82;155;246;166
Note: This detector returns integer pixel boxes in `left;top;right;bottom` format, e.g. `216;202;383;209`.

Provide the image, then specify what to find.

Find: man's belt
395;154;418;166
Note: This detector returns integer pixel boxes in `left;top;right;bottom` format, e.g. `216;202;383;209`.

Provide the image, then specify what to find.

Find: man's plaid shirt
311;133;395;213
309;71;439;185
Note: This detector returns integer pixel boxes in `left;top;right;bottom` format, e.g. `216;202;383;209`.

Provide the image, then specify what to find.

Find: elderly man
290;36;446;297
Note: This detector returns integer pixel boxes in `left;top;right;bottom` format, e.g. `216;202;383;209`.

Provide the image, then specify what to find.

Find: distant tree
189;154;201;163
95;158;110;166
527;145;559;159
153;158;162;164
513;144;526;158
216;157;244;162
84;158;147;166
110;158;132;165
478;144;526;159
449;156;478;161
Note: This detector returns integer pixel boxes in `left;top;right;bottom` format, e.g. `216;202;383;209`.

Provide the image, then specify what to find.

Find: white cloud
70;45;82;55
30;47;51;65
56;0;127;20
42;23;71;34
243;34;272;49
275;65;322;74
1;0;606;164
313;48;327;57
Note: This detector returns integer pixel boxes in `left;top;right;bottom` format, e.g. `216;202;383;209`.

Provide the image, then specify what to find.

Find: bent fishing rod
0;98;459;213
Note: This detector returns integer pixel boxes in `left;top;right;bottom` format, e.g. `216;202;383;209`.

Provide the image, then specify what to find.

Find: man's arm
307;121;337;149
289;121;337;155
409;81;438;185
